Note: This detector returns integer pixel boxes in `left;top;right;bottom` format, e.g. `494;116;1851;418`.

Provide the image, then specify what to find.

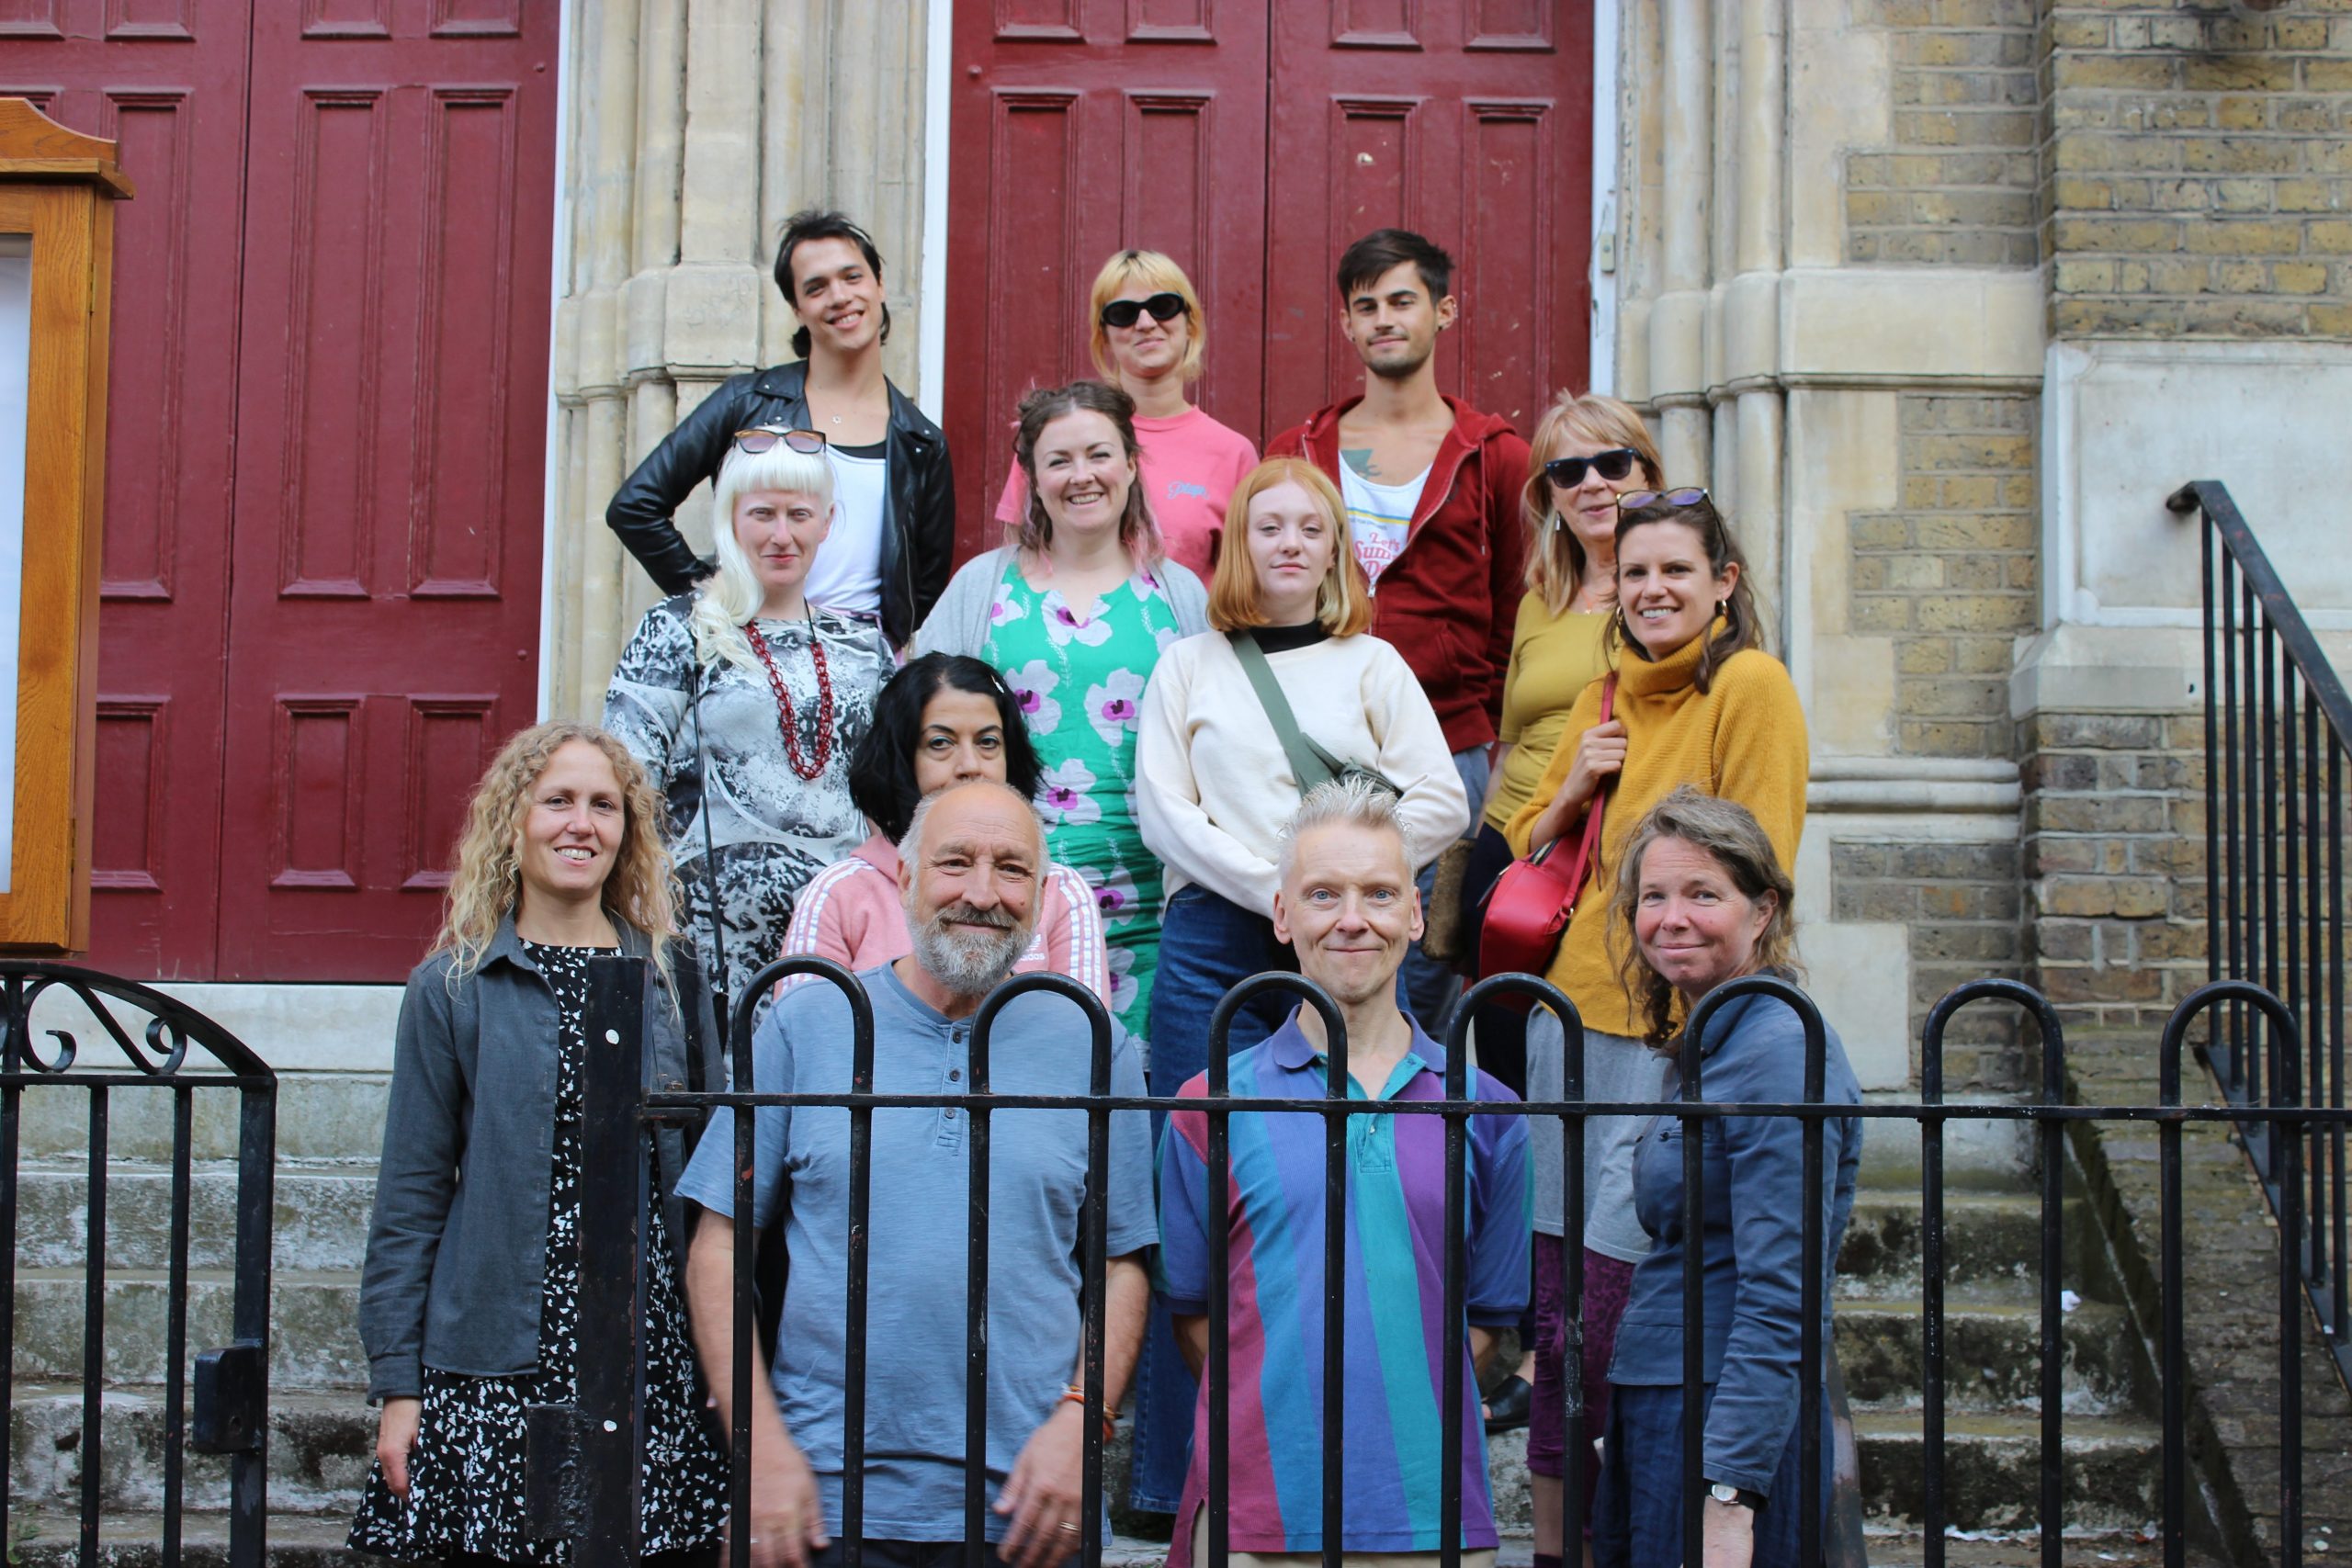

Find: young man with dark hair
605;209;955;649
1265;228;1530;1029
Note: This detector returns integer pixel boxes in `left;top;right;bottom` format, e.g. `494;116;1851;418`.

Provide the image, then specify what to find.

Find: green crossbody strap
1228;631;1343;799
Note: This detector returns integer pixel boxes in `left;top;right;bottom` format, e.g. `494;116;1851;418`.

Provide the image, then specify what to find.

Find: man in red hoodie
1267;228;1530;1031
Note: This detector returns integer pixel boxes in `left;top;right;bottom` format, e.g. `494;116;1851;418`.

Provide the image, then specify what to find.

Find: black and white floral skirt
349;942;729;1563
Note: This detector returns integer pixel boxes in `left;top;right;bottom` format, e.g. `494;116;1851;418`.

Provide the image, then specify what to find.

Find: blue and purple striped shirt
1158;1015;1531;1562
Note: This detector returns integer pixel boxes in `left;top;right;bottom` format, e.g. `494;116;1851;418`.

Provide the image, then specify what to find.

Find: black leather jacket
603;360;956;647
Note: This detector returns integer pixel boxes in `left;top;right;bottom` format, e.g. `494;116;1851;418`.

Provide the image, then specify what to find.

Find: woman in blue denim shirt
1592;787;1863;1568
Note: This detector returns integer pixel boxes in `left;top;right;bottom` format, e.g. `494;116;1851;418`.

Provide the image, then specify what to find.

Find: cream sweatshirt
1136;630;1472;915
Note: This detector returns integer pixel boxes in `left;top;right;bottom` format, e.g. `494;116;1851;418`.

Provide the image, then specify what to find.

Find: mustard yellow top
1485;593;1614;835
1502;631;1809;1036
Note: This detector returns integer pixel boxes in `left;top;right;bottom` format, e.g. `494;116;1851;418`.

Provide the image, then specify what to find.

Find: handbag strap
1229;631;1339;797
1555;674;1619;903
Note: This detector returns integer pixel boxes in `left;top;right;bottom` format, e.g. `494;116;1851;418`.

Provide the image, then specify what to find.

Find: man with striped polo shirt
1156;778;1531;1567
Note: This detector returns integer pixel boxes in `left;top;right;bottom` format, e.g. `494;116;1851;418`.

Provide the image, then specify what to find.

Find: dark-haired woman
1593;787;1861;1568
349;723;726;1564
778;651;1110;994
1503;490;1808;1567
915;379;1210;1042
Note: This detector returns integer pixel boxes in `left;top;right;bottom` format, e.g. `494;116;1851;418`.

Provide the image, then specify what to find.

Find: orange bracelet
1060;1385;1117;1443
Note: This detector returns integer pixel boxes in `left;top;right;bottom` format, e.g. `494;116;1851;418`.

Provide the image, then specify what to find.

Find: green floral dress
984;562;1183;1043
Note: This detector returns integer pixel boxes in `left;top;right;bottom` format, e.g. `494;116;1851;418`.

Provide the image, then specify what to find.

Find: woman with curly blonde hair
351;721;728;1565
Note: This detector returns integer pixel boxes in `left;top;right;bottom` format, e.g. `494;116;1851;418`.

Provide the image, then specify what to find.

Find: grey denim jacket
358;918;718;1402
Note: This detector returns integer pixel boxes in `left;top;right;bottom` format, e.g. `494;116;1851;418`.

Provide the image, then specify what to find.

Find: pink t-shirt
995;404;1259;578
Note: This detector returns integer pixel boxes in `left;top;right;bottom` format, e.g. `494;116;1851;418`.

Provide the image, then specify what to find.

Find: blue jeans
1592;1383;1835;1568
1398;745;1491;1038
1128;884;1299;1513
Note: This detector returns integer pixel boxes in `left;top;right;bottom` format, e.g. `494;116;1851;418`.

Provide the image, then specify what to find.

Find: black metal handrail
2171;479;2351;1388
569;962;2332;1568
0;962;278;1568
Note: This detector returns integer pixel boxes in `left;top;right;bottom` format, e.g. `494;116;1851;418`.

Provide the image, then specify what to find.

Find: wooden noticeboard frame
0;100;130;952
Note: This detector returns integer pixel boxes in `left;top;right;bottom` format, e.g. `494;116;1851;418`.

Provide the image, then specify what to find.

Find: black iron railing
2172;479;2351;1388
558;960;2335;1568
0;963;277;1568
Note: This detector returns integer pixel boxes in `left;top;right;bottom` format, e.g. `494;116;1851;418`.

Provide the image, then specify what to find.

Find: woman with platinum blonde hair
993;250;1258;578
605;429;895;1007
351;722;727;1562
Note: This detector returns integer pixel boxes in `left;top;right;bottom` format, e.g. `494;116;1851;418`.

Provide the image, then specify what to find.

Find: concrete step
10;1163;376;1274
1834;1298;2142;1413
1854;1410;2165;1534
1836;1187;2100;1299
13;1074;390;1166
10;1269;365;1392
8;1384;373;1517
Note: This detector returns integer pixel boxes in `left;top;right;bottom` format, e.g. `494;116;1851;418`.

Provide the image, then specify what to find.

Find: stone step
10;1163;376;1274
10;1269;365;1392
1853;1410;2165;1534
1834;1298;2142;1412
1836;1187;2101;1298
13;1074;391;1167
8;1384;374;1517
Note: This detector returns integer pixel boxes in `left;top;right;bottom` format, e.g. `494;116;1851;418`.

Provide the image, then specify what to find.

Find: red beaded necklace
742;615;834;781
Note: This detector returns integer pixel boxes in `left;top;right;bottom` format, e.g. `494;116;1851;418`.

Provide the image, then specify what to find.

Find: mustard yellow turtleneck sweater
1502;631;1810;1036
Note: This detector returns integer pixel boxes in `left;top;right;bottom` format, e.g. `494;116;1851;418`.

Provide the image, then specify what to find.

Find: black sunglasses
1543;448;1640;489
1099;292;1187;330
1616;486;1710;511
733;426;828;457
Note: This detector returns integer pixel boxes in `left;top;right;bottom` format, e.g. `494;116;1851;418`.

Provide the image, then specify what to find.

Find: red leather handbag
1476;676;1616;1010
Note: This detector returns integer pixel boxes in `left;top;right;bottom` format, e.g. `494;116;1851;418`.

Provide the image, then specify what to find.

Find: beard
1363;336;1434;382
909;901;1033;997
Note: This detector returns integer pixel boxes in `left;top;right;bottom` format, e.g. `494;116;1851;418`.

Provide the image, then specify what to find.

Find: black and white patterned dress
348;942;729;1562
603;595;893;997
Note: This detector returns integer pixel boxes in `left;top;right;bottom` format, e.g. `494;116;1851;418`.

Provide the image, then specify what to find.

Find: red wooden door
12;3;557;981
212;1;556;979
948;0;1592;547
0;4;254;978
944;0;1272;559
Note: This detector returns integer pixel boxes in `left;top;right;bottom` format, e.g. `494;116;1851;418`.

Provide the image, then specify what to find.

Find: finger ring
1058;1522;1080;1532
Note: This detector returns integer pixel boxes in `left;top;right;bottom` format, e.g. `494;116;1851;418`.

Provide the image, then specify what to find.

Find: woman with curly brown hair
350;721;727;1565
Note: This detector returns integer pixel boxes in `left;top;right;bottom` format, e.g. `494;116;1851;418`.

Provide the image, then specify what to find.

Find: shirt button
949;1069;961;1081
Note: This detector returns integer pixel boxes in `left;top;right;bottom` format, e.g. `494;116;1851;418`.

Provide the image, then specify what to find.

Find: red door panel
212;1;555;979
1264;1;1592;440
1;4;253;979
945;0;1271;560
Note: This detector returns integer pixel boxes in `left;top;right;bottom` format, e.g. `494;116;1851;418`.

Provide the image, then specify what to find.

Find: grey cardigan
358;918;718;1402
912;546;1210;658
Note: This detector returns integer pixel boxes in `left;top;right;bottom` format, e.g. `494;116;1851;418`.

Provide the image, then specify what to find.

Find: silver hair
1275;775;1409;885
899;778;1047;870
687;439;837;674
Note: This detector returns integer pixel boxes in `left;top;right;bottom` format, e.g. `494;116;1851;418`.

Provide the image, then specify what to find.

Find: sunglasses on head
1616;486;1710;511
1099;292;1187;330
1543;448;1640;489
733;426;829;457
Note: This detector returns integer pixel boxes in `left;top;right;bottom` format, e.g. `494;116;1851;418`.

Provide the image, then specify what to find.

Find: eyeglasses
733;426;829;457
1543;448;1640;489
1099;292;1187;330
1616;487;1710;511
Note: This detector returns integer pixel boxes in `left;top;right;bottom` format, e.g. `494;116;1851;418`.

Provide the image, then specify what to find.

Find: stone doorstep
10;1269;366;1392
10;1162;377;1274
2064;1028;2352;1565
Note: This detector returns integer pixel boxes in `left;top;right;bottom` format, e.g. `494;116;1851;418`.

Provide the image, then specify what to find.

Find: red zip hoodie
1267;394;1531;753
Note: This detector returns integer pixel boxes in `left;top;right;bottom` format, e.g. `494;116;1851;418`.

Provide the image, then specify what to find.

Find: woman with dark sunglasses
993;250;1257;579
1460;392;1664;1501
604;432;895;1009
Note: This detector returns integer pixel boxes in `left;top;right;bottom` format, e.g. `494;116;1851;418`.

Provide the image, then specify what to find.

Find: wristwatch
1706;1481;1764;1509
